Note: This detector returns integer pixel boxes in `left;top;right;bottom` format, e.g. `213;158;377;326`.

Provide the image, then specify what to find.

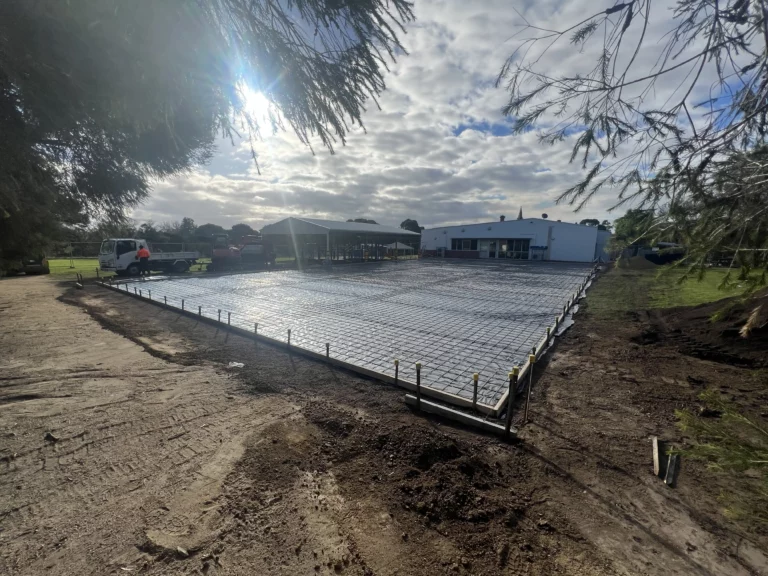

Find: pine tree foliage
0;0;413;259
498;0;768;287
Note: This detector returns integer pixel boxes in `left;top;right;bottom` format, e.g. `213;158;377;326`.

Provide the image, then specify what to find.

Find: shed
261;217;420;262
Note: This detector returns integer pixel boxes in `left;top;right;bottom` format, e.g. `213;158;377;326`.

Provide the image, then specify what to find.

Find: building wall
594;229;613;261
421;219;600;262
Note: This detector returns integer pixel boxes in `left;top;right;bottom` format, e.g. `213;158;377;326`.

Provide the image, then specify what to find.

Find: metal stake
198;305;202;316
148;290;151;300
524;354;536;424
218;309;221;322
227;312;231;326
139;289;142;297
326;343;330;358
472;373;479;411
394;359;399;386
134;287;137;295
415;362;422;411
505;367;519;440
181;299;185;311
287;329;291;347
254;322;258;335
545;326;551;347
164;296;167;305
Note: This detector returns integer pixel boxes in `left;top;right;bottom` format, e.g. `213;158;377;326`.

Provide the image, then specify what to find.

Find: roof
424;218;597;232
262;217;420;237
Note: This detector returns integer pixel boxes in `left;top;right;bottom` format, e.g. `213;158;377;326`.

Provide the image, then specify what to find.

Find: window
451;239;479;251
116;240;136;256
504;238;530;259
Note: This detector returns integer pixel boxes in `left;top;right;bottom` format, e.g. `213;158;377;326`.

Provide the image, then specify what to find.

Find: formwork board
115;260;591;409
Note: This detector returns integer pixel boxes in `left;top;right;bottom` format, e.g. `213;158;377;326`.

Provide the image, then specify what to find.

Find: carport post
505;367;519;440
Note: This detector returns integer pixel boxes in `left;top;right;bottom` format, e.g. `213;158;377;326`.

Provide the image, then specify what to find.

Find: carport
261;217;421;262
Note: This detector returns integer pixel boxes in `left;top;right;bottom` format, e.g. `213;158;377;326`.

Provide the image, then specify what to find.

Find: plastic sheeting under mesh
116;260;591;408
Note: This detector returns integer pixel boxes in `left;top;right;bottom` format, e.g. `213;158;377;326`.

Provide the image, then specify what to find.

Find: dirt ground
1;273;766;575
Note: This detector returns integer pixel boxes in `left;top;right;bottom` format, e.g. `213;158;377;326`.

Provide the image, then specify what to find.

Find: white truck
98;238;200;276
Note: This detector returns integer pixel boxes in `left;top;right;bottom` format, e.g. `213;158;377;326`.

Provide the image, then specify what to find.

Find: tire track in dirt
0;278;298;575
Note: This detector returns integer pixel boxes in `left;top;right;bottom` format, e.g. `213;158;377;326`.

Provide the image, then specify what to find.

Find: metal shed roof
261;217;420;237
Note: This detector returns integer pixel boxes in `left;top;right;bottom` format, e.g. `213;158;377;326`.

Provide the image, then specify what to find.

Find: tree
229;223;257;244
599;220;613;232
179;218;197;239
195;223;227;240
0;0;413;265
612;209;654;248
400;219;423;234
497;0;768;284
347;218;378;224
579;219;600;227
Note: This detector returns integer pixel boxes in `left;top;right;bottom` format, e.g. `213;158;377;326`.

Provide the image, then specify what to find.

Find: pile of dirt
214;401;610;575
648;290;768;367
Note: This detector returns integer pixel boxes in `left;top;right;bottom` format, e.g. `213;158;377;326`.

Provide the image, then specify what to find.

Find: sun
239;84;272;125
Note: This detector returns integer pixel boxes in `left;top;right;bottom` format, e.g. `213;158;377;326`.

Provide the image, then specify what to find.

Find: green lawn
587;261;750;319
48;258;109;279
48;257;213;278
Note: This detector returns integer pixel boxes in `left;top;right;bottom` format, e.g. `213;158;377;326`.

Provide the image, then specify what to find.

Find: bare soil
0;273;766;575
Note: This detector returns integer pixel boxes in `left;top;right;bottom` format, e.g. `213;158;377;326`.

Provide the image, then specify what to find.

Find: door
489;240;497;259
478;240;490;258
115;240;137;270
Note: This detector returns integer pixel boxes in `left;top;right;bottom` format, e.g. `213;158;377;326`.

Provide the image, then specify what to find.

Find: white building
421;214;611;263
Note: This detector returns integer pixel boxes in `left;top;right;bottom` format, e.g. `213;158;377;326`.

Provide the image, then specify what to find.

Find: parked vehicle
22;255;50;275
208;234;275;271
1;254;50;276
98;238;199;276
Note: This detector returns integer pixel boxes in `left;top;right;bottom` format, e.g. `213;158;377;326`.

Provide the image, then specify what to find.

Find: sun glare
240;85;272;125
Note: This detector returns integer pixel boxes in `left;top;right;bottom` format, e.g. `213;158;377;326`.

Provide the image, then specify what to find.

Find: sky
130;0;713;231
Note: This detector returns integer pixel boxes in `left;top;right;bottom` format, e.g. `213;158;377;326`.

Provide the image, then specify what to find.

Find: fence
50;242;214;260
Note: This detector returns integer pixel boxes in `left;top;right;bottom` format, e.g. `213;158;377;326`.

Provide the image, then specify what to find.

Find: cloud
132;0;693;230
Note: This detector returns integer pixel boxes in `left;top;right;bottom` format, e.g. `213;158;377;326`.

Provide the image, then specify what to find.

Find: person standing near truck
136;244;151;276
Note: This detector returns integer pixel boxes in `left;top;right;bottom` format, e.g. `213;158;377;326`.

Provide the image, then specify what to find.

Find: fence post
505;367;519;440
415;362;422;411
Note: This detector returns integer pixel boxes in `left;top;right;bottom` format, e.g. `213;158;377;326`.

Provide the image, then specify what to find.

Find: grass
587;260;749;320
48;258;109;279
48;257;214;279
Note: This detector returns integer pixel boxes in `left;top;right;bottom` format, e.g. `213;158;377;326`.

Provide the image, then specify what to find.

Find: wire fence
50;242;214;259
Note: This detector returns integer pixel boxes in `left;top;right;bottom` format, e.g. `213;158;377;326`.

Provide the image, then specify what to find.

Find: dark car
21;255;50;275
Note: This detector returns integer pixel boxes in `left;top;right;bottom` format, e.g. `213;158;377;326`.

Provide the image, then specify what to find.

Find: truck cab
99;238;199;276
